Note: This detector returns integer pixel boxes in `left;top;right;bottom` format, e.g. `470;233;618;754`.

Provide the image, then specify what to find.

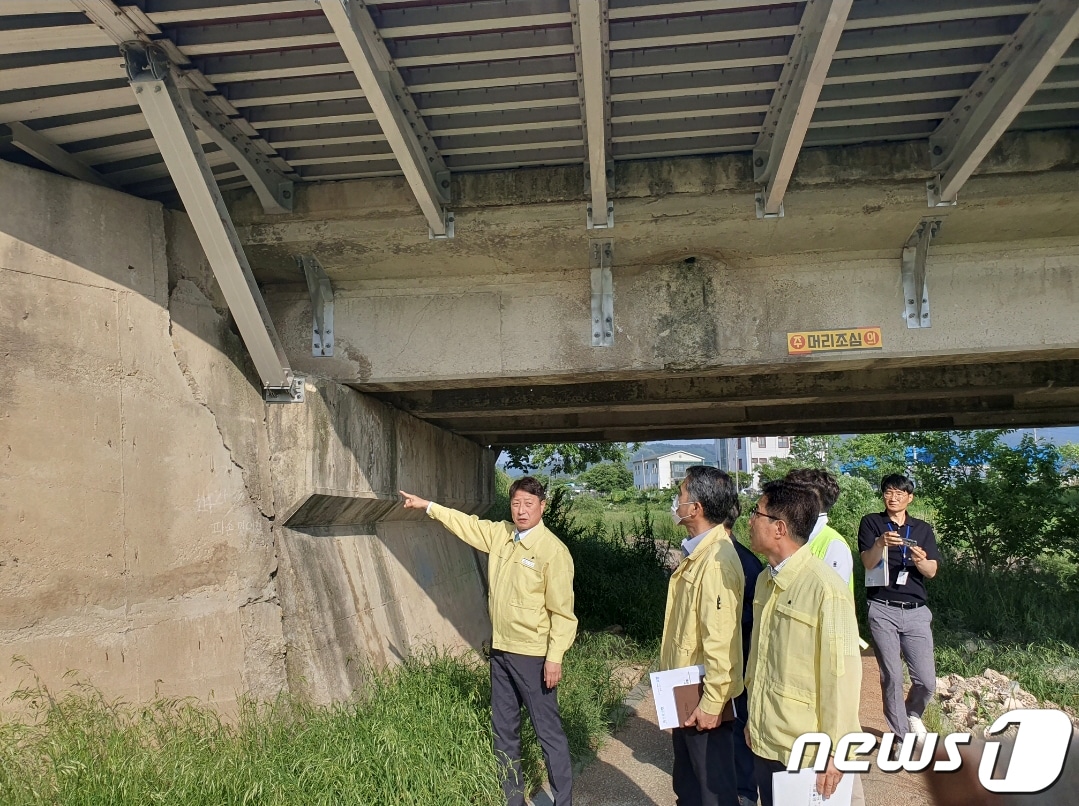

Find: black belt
876;599;925;609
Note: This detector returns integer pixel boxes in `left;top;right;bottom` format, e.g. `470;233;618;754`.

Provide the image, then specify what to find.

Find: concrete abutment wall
0;160;492;712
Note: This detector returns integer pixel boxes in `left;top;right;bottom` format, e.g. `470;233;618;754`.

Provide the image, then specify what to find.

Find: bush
0;633;649;806
913;431;1079;571
543;489;669;644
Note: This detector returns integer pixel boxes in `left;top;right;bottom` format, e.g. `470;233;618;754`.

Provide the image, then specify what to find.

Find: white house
714;436;793;489
632;451;705;490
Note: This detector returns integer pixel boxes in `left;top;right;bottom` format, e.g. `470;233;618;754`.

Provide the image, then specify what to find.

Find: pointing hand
399;491;431;510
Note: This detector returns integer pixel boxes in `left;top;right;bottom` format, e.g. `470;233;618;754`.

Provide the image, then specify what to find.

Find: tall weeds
0;635;644;806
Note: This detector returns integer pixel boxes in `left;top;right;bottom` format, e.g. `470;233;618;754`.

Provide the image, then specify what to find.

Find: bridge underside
6;0;1079;444
365;354;1079;444
232;139;1079;445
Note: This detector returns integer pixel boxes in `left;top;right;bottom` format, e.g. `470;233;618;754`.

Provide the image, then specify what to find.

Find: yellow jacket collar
768;541;815;590
685;523;730;561
517;522;546;549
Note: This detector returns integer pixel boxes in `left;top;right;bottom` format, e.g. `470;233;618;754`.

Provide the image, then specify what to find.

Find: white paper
865;545;889;587
649;664;705;730
771;767;854;806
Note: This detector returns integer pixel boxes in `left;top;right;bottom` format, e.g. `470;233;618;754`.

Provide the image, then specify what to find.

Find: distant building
632;450;705;490
714;436;793;489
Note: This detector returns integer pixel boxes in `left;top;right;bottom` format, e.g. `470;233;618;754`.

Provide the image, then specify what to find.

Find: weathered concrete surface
224;131;1079;441
258;243;1079;441
267;380;494;703
0;159;494;714
0;159;285;712
231;132;1079;285
263;244;1079;387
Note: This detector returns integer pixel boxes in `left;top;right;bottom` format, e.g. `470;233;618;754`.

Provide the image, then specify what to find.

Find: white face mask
671;495;691;525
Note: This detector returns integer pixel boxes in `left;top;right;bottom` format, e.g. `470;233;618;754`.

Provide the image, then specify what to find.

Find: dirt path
561;651;932;806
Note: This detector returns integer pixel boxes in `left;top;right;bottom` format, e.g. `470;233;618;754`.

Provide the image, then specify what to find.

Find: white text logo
788;709;1072;794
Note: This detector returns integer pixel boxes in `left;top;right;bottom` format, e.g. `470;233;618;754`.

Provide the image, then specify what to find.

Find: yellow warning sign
787;327;883;355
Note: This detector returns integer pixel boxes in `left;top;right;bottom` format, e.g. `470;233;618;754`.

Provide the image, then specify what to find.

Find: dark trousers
490;650;573;806
671;721;738;806
752;754;786;806
732;691;757;803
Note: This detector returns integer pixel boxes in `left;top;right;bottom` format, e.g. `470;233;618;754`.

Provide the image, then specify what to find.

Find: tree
789;435;845;470
828;474;879;543
1060;442;1079;472
836;432;912;484
579;461;634;495
910;431;1079;571
755;456;801;484
500;442;633;476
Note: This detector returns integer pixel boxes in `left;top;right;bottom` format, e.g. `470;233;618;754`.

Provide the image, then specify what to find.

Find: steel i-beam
122;43;302;402
928;0;1079;206
320;0;453;238
754;0;854;218
0;121;117;188
573;0;614;230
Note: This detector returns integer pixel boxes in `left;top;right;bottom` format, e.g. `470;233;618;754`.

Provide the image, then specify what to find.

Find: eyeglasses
671;496;699;510
749;506;783;523
882;490;910;499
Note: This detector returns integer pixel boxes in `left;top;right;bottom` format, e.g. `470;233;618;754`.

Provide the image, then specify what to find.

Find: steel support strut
754;0;854;218
320;0;453;238
72;0;294;215
573;0;614;230
928;0;1079;206
123;43;302;402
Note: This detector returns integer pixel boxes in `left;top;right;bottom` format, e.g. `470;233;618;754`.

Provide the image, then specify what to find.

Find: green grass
926;561;1079;713
0;634;648;806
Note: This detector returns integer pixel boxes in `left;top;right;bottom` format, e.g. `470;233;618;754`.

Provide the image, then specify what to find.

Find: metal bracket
586;201;614;230
121;40;169;82
926;175;958;209
901;218;942;329
589;238;614;347
264;374;306;404
298;254;334;357
754;191;784;220
429;210;455;240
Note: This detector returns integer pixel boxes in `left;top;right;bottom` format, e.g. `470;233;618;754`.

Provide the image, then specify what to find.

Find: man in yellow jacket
400;477;577;806
745;479;862;806
661;465;746;806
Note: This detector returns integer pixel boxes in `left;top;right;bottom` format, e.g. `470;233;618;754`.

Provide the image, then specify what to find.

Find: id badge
896;570;910;586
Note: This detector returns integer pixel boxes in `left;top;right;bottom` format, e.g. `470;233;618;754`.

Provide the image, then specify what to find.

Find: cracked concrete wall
267;380;494;704
0;159;285;713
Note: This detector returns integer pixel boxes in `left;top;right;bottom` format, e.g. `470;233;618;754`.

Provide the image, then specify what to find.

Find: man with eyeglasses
662;465;746;806
858;473;940;742
744;480;861;806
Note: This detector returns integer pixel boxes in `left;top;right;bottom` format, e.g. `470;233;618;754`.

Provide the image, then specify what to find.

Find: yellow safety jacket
428;503;578;663
659;525;745;716
809;523;856;594
745;543;862;767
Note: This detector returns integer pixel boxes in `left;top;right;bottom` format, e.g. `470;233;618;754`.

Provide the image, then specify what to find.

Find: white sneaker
908;714;928;742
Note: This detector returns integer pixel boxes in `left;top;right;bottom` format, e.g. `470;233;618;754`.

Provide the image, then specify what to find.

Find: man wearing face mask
661;465;746;806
